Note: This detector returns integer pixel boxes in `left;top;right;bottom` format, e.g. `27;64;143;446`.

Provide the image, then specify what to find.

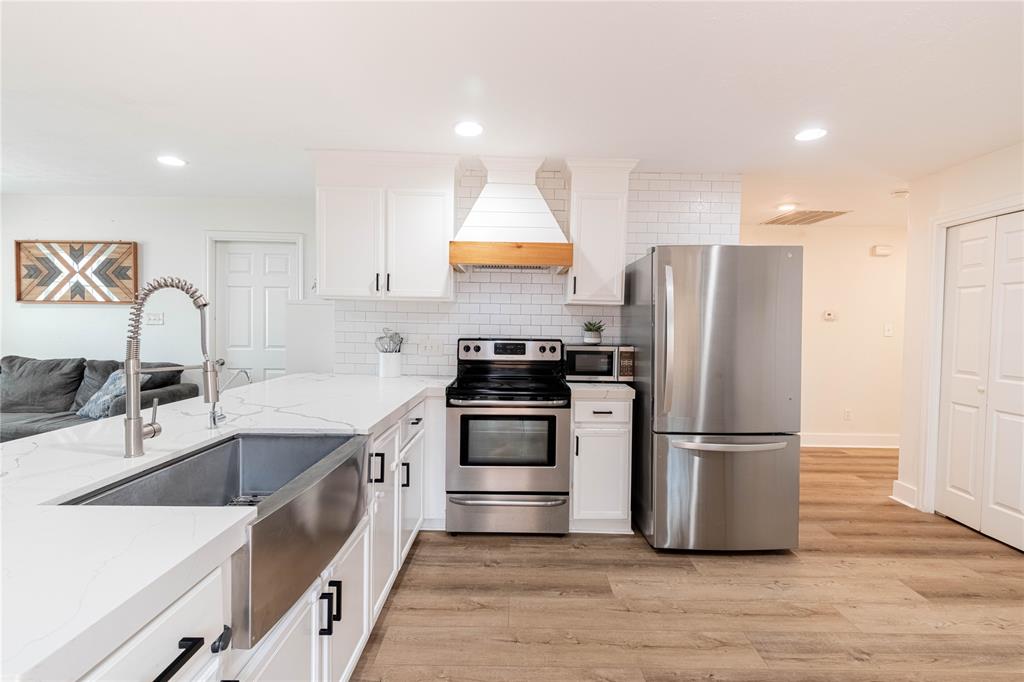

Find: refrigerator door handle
670;440;789;453
663;264;675;414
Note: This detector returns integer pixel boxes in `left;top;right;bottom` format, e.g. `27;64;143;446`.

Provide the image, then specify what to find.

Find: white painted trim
890;480;918;508
204;230;306;365
911;196;1024;514
420;518;445;532
801;432;900;448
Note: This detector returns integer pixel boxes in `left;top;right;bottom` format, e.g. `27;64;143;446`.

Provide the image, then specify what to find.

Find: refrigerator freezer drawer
644;433;799;550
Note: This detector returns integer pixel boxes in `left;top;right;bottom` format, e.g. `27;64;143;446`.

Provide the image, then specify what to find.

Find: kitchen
2;2;1023;681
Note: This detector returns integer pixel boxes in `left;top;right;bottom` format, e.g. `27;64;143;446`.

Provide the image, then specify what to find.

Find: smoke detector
761;210;850;225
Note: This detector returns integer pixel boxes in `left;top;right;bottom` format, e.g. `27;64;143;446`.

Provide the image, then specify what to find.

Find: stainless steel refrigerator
623;245;803;550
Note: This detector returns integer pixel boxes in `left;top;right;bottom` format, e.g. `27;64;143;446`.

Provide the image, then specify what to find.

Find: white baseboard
801;432;900;448
890;480;918;508
421;518;445;532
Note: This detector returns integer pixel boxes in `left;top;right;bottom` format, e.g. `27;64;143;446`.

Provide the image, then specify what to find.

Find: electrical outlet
144;312;165;326
843;409;853;422
420;338;441;355
883;322;895;337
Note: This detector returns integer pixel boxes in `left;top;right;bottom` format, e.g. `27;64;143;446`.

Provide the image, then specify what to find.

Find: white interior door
980;211;1024;548
935;217;997;528
215;240;299;383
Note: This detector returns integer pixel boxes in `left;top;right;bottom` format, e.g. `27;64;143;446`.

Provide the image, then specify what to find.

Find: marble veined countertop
0;373;450;681
568;382;637;400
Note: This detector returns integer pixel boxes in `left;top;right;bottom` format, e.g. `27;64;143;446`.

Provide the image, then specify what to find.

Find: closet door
935;217;997;528
980;211;1024;548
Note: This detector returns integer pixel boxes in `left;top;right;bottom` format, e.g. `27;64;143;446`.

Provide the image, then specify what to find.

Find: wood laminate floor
352;448;1023;681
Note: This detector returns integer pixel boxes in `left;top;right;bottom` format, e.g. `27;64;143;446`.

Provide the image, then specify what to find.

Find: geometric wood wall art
15;240;139;304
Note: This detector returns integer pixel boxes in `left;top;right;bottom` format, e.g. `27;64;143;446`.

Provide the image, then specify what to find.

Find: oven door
446;405;570;493
564;347;618;382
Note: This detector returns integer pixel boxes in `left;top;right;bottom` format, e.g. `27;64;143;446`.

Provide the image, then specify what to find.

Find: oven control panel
458;338;562;361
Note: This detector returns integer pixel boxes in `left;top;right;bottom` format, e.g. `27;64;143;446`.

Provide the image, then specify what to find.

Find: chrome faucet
124;277;221;458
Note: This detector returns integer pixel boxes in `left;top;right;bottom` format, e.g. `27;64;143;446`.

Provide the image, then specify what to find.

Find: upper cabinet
564;159;637;305
315;151;457;300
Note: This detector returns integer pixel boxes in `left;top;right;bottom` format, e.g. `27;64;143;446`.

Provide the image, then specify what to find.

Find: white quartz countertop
568;382;636;399
0;373;450;681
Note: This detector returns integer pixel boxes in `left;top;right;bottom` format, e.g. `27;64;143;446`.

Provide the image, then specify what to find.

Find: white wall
894;142;1024;508
333;169;742;375
742;222;907;447
1;195;313;365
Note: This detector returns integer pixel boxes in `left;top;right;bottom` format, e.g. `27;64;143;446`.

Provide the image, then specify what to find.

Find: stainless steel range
445;338;570;534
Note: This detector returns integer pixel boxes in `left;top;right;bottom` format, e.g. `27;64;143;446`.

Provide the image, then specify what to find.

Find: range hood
450;156;573;273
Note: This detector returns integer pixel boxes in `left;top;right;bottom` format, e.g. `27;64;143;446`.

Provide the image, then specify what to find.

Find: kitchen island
0;373;449;681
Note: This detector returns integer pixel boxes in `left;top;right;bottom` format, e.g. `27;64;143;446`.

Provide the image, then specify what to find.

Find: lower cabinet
369;423;400;618
573;428;631;522
237;583;318;681
82;568;228;681
570;395;633;534
399;431;425;563
320;520;369;682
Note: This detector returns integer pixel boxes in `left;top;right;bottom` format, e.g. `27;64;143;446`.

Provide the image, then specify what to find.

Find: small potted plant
583;320;605;345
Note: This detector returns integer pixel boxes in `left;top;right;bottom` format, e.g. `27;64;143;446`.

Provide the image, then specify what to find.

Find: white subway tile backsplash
333;169;740;374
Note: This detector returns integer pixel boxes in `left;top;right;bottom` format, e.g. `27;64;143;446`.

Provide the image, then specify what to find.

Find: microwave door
566;348;616;381
653;245;802;434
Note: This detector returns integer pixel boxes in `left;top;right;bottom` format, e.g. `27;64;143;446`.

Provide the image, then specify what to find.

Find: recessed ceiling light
794;128;827;142
454;121;483;137
157;155;187;167
890;190;910;199
777;203;797;212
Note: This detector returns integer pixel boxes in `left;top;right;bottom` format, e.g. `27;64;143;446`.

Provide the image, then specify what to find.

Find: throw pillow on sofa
73;360;185;409
0;355;85;412
76;370;151;419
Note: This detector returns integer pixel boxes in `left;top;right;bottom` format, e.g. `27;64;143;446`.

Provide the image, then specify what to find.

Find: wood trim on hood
449;241;573;273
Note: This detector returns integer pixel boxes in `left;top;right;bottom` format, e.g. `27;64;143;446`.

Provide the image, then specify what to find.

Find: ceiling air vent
762;210;849;226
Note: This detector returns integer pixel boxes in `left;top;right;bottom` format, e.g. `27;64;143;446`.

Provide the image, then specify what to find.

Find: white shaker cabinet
569;389;635;534
314;151;457;301
316;186;385;298
573;428;631;523
320;520;370;682
399;431;425;563
564;159;637;305
369;423;400;618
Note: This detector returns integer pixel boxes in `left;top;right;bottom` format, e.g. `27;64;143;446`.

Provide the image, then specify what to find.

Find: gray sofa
0;356;199;442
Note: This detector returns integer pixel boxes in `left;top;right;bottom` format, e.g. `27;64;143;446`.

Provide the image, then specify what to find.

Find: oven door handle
448;399;569;407
448;496;567;508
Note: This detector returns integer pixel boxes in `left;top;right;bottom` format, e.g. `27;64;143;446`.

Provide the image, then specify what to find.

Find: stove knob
549;345;557;354
462;344;471;353
539;346;546;353
473;345;481;353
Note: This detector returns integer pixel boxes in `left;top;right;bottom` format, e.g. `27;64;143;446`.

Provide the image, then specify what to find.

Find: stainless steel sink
66;432;369;648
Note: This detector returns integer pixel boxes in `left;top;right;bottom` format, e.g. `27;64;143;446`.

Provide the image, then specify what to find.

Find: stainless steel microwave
563;345;635;382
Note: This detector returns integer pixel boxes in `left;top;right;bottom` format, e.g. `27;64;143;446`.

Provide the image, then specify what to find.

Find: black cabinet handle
410;417;423;425
153;637;204;682
386;273;391;292
318;593;334;635
592;410;614;415
402;461;410;488
575;435;580;457
369;452;385;483
573;276;577;295
328;579;342;622
210;625;232;653
375;273;380;292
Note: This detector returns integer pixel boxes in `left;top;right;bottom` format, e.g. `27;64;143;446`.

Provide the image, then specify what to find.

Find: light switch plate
145;312;165;326
883;322;895;337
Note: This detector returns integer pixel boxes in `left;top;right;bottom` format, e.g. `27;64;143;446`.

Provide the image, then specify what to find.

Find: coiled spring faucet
124;277;222;457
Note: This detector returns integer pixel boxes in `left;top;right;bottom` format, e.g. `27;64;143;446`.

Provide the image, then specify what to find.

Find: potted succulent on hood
582;319;605;345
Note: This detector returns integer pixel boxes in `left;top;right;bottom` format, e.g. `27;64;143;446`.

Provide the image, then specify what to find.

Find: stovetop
446;337;569;402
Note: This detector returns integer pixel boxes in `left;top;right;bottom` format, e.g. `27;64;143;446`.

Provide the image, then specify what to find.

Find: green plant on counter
583;320;606;333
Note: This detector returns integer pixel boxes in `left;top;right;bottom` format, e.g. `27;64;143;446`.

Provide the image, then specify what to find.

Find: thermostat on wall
870;244;894;257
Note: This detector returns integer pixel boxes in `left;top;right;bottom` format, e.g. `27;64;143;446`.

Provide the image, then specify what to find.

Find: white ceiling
2;1;1021;213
